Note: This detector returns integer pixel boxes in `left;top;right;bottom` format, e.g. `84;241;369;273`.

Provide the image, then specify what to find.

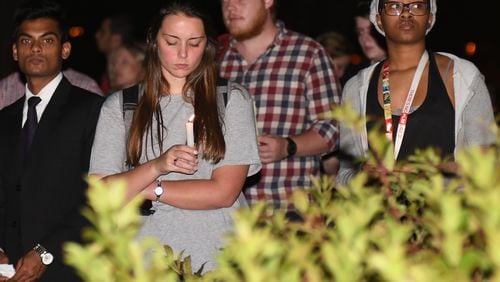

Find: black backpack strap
122;84;139;118
121;84;153;215
216;76;229;107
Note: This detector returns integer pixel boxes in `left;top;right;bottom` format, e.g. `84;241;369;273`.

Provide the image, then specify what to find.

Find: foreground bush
65;107;499;281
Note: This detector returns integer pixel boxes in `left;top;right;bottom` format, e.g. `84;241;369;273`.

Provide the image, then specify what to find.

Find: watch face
287;138;297;156
42;253;54;265
154;186;164;196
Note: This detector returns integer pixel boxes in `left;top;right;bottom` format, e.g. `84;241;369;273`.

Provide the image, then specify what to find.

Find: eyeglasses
382;1;429;16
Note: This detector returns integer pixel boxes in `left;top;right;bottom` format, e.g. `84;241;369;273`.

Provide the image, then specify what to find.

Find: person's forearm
290;129;330;157
141;166;248;210
99;158;161;200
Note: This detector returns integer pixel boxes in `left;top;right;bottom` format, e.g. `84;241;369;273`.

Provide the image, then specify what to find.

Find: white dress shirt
22;73;63;126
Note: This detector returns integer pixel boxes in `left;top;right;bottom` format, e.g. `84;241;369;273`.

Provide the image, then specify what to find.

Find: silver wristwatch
33;244;54;265
154;180;164;203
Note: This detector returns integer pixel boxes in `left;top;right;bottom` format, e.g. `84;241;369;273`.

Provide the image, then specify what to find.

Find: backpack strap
122;84;141;133
216;76;230;107
122;84;139;116
121;84;153;215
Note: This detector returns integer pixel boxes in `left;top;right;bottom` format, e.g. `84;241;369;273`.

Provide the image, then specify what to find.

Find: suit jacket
0;77;103;281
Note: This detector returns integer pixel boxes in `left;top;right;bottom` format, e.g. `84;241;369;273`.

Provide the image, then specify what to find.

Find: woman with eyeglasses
337;0;496;185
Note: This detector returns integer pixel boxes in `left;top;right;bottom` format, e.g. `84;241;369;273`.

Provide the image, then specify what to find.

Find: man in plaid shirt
219;0;340;212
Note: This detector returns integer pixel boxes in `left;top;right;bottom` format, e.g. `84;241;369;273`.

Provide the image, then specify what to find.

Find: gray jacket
337;52;497;185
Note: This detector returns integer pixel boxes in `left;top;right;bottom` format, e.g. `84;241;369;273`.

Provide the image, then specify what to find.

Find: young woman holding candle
88;0;261;271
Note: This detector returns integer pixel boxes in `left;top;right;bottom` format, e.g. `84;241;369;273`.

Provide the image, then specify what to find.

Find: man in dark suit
0;1;102;281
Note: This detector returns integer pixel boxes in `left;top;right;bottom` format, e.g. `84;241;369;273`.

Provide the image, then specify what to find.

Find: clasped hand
0;250;45;282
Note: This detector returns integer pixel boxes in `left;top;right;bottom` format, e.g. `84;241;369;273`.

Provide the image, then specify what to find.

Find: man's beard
230;7;268;41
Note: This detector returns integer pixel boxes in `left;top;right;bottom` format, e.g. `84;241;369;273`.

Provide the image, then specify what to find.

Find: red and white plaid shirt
219;22;340;210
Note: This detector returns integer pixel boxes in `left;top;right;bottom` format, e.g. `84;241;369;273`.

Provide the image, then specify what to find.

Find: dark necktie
22;96;42;154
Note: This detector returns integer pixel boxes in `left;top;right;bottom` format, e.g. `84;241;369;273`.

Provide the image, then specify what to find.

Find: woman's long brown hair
127;1;225;166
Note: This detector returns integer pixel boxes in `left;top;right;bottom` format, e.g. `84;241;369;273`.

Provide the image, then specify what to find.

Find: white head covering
369;0;437;36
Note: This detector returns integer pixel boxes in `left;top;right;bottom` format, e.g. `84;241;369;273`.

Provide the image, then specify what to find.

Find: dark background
1;1;498;109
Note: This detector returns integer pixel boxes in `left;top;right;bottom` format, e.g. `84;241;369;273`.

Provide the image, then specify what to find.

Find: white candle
186;114;195;147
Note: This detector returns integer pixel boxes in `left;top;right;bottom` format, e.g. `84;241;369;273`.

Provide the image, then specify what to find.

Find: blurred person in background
355;0;387;64
344;0;388;82
106;41;146;94
316;31;354;86
94;13;137;93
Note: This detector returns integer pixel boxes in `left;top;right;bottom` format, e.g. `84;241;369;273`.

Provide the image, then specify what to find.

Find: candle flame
188;114;195;123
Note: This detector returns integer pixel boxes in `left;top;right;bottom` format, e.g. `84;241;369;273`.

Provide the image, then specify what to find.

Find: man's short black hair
12;0;69;44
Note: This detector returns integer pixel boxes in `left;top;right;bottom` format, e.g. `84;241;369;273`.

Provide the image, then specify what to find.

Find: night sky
0;0;498;108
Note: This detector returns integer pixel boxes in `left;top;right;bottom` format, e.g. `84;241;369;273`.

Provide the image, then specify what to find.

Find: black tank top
366;52;455;160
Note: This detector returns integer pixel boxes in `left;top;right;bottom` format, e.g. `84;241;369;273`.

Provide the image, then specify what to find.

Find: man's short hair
12;0;68;44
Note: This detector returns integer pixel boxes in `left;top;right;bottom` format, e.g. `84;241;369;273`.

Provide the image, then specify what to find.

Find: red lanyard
381;51;429;160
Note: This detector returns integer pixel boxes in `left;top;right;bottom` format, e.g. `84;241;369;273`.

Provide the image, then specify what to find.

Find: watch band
286;137;297;157
33;243;47;256
33;243;54;265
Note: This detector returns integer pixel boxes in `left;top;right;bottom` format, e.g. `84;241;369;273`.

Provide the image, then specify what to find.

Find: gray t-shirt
89;84;261;271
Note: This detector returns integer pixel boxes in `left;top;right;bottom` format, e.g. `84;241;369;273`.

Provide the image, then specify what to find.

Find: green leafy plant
65;105;499;281
64;178;201;282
